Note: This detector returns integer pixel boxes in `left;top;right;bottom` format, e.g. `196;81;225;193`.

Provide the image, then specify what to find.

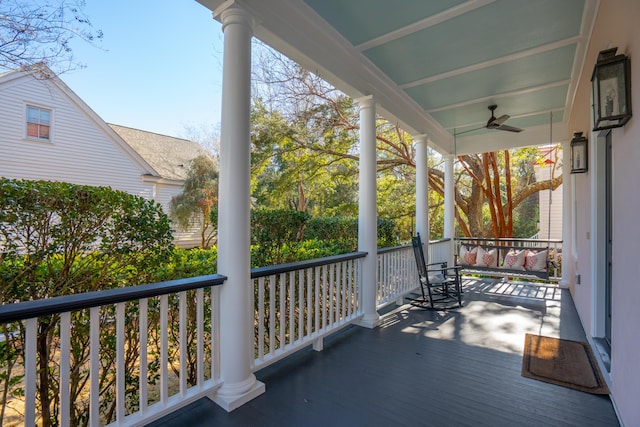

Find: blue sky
63;1;224;138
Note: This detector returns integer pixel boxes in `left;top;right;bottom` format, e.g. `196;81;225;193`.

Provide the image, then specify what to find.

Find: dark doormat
522;333;609;394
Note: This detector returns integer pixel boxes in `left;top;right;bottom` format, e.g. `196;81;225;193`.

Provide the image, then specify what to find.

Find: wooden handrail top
0;274;227;324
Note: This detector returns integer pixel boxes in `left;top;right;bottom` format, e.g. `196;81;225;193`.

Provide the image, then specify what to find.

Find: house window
26;106;51;141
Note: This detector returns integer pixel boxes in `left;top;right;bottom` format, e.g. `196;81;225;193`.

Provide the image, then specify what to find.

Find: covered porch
5;0;638;425
150;278;618;427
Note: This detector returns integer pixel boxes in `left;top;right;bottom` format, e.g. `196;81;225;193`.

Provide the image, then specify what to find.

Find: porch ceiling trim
197;0;599;155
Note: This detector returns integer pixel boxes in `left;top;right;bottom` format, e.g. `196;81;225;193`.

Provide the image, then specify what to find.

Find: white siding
0;73;153;199
534;149;563;241
0;71;195;247
154;181;204;248
537;184;563;240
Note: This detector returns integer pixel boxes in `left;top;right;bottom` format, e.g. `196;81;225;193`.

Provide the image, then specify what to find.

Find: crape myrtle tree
0;0;103;73
0;178;173;426
252;42;562;239
428;148;562;238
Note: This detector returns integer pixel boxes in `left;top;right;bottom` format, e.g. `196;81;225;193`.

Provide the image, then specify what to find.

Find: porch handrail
0;275;226;427
0;274;226;323
251;251;367;371
3;243;468;426
251;252;367;278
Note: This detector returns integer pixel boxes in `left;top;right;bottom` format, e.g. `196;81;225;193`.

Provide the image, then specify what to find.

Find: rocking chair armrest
425;265;462;275
425;261;447;268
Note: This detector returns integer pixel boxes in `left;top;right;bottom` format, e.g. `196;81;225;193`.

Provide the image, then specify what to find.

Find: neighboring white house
0;64;207;247
534;145;563;241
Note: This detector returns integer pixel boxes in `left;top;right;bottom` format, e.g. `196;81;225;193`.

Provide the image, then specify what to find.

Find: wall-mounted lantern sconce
591;47;632;131
570;132;588;174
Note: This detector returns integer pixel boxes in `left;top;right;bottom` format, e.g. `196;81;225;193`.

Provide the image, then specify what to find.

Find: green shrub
152;247;218;281
0;178;174;426
251;209;310;265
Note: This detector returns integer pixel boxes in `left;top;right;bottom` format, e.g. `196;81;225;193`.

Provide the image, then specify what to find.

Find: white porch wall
568;1;640;425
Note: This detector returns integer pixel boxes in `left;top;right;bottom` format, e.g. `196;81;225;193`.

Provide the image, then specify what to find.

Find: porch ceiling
196;0;598;155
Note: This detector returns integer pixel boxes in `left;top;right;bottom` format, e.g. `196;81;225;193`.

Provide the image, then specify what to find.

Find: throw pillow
474;247;498;268
525;250;547;271
459;245;478;266
503;249;526;270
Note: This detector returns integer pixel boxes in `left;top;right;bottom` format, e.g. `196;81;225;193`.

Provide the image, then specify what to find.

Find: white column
356;96;379;328
414;135;429;242
444;155;455;266
214;6;264;411
559;140;573;289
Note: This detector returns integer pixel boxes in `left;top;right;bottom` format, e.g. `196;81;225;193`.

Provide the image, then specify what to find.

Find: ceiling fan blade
492;114;510;126
496;124;523;133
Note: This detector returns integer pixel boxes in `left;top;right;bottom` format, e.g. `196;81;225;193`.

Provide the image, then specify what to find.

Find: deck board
147;279;619;427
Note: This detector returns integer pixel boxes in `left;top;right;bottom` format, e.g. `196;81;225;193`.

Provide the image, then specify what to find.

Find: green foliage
377;174;416;241
153;247;218;281
304;216;357;251
251;209;310;265
170;154;218;248
250;97;359;216
303;216;398;253
0;178;174;301
377;218;399;248
0;178;174;426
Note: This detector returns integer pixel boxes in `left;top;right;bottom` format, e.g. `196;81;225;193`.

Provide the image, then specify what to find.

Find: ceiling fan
485;104;523;133
454;104;524;137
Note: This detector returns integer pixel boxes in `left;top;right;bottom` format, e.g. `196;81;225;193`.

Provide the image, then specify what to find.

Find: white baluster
116;302;126;421
197;288;204;387
179;291;187;396
89;307;100;426
139;298;148;415
59;312;70;426
160;294;168;404
24;317;37;427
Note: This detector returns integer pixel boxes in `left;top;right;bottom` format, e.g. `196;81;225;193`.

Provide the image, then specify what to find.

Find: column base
213;379;265;412
558;279;571;289
356;313;380;329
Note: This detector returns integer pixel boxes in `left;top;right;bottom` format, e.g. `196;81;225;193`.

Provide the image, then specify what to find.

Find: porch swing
453;111;557;283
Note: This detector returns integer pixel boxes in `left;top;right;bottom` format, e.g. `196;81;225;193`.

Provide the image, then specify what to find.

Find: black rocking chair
410;233;462;309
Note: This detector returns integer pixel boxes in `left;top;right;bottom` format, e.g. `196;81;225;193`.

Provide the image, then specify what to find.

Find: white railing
0;275;225;427
428;238;453;265
375;239;454;309
0;240;457;426
376;245;419;308
251;252;366;371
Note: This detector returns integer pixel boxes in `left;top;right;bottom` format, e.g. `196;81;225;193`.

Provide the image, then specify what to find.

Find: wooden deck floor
148;279;619;427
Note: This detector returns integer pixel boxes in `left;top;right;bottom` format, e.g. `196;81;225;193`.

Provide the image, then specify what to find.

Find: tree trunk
37;320;53;427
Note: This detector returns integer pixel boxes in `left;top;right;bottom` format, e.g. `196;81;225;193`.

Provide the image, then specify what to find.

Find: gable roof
0;64;161;177
108;124;208;181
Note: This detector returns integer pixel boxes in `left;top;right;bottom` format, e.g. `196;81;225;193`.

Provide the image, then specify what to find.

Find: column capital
412;134;428;144
355;95;375;109
217;3;255;33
